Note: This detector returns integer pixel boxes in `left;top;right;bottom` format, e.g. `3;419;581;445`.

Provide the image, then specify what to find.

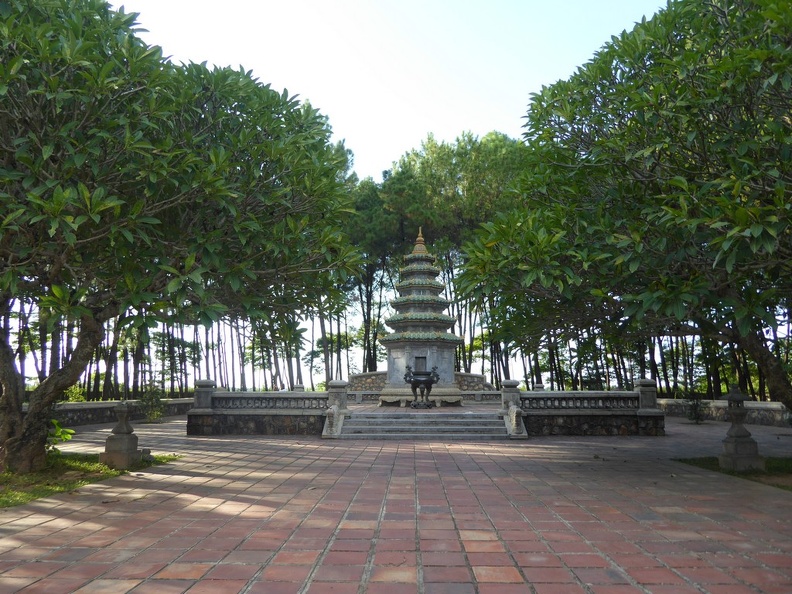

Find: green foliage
0;0;359;472
0;451;180;508
138;386;165;423
677;457;792;491
459;0;792;406
46;420;74;454
684;396;711;425
63;384;86;402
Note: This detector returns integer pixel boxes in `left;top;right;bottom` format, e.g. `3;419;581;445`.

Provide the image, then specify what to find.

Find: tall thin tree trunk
318;314;331;386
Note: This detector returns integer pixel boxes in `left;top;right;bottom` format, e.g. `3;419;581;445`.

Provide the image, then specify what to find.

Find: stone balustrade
187;379;341;436
211;393;329;410
514;379;665;436
521;392;640;410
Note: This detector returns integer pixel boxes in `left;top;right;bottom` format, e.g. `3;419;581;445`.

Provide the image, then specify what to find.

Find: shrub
46;420;75;454
64;384;86;402
139;385;165;423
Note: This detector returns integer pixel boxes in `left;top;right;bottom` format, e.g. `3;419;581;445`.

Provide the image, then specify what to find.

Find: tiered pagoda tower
379;229;464;406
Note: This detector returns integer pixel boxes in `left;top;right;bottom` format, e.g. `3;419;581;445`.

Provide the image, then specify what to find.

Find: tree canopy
458;0;792;405
0;0;357;471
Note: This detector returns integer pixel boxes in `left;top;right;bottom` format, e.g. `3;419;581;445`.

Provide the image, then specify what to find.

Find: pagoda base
378;387;463;408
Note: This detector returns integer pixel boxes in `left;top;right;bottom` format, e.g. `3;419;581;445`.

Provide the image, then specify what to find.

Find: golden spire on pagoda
412;227;428;254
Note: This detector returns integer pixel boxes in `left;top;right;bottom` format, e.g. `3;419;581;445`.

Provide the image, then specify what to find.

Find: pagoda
378;229;464;406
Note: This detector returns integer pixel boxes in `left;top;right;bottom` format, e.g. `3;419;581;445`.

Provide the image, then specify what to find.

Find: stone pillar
99;402;142;470
327;380;349;414
187;379;216;436
636;378;657;410
193;379;216;410
500;379;521;414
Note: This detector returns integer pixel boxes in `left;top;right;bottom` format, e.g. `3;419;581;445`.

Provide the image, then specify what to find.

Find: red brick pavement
0;413;791;593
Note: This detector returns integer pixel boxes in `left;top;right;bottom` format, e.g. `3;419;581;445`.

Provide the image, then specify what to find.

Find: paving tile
368;566;418;583
185;579;249;593
271;550;322;565
521;567;577;583
1;562;66;578
512;552;564;567
531;585;589;594
422;565;473;582
304;583;360;593
129;580;195;593
72;578;142;593
418;539;461;552
424;583;476;594
16;578;90;594
421;551;468;566
587;586;647;594
204;563;259;580
373;551;417;566
471;566;525;583
261;565;311;584
362;584;418;594
1;415;789;594
312;564;366;582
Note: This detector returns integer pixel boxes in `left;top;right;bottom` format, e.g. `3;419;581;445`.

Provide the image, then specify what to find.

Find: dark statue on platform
404;365;440;409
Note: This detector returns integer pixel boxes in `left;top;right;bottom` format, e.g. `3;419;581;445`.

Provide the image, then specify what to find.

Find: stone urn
404;365;440;409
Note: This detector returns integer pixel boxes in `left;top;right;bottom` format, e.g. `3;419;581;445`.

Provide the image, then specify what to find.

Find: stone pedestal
100;402;142;469
718;386;765;472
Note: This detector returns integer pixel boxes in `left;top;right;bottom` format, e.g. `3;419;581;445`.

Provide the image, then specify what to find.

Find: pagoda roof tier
400;263;442;276
390;295;450;309
386;312;456;326
395;278;445;292
404;251;436;264
380;331;464;344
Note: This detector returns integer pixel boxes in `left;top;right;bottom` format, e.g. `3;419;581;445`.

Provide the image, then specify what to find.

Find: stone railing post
327;380;349;414
500;380;526;438
636;378;657;410
193;379;217;410
500;379;521;414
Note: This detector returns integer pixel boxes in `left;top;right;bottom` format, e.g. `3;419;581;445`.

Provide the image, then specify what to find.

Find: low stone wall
45;399;194;427
455;372;493;391
187;381;336;437
523;412;665;436
518;380;665;436
460;391;501;403
187;411;326;436
658;398;791;427
347;372;387;392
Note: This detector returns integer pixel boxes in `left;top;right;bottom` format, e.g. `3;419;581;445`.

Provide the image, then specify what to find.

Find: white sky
113;0;667;182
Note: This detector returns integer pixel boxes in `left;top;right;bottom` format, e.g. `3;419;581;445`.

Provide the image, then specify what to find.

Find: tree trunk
737;331;792;409
318;314;331;386
1;309;107;473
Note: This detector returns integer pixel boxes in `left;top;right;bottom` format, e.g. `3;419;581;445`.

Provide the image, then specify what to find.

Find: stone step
337;411;508;440
336;433;508;440
347;415;500;423
342;425;504;433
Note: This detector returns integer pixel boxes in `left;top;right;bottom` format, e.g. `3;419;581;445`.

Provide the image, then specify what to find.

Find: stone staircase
337;410;509;440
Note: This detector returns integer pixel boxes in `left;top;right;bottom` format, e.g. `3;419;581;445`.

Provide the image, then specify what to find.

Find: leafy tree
0;0;356;472
348;179;401;372
459;0;792;406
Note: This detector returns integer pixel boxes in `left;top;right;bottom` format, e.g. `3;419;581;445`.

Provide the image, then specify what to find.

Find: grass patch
0;452;180;508
676;456;792;492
